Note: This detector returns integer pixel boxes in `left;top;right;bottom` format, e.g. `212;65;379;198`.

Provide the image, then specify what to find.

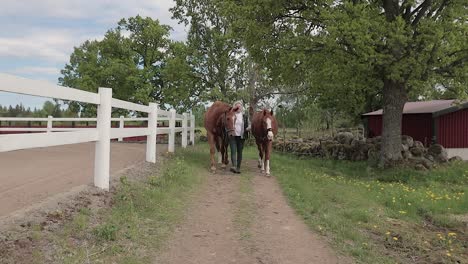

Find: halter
222;112;234;145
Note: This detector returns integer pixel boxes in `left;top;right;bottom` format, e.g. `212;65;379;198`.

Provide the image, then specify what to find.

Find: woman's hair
232;101;243;112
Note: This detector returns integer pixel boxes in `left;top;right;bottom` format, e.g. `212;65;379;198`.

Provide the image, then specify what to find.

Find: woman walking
230;101;250;174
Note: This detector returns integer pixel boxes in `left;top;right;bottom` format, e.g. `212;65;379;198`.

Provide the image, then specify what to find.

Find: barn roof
363;100;468;116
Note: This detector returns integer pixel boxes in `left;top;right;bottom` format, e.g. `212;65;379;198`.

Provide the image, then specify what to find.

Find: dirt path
0;142;165;217
156;161;349;264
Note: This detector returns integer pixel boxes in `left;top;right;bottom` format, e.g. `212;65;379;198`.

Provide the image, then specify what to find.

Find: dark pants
229;136;244;169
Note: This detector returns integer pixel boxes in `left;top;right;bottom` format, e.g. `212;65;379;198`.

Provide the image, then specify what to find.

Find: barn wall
365;114;433;146
366;116;382;137
437;108;468;148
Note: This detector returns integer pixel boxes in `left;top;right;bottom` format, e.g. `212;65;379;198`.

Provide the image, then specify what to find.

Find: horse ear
263;109;267;116
233;106;240;112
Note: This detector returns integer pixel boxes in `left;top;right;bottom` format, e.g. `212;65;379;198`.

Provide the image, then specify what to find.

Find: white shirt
234;112;244;137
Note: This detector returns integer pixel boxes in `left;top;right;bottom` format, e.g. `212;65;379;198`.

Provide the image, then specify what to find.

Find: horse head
223;105;240;137
261;109;275;141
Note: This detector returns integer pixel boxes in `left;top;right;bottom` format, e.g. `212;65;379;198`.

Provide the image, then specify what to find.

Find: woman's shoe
235;168;241;174
230;167;237;173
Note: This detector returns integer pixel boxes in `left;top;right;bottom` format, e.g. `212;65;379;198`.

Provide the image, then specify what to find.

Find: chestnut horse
251;109;278;176
204;101;240;172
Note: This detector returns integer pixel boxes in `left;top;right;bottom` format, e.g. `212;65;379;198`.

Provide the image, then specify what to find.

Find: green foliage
0;101;77;118
59;15;201;115
93;224;119;241
171;0;249;103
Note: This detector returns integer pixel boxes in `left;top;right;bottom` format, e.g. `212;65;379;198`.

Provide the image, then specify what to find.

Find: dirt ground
155;160;350;264
0;142;165;217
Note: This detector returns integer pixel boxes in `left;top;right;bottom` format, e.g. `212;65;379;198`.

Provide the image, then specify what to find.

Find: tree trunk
379;79;407;167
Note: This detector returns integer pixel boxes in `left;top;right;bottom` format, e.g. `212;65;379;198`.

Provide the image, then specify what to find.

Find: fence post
168;109;176;153
146;103;158;163
190;112;195;145
182;112;188;148
118;116;124;142
94;87;112;190
47;115;53;133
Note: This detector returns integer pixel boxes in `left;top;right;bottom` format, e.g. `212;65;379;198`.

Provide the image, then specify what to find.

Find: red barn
362;100;468;160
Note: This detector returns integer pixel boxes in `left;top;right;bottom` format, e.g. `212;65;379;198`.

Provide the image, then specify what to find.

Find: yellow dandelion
393;237;398;241
448;232;456;237
385;231;391;235
446;253;451;257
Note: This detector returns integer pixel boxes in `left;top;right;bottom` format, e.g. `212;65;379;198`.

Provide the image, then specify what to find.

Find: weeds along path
155;160;346;264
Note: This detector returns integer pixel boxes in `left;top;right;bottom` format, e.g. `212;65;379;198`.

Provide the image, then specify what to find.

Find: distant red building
362;100;468;159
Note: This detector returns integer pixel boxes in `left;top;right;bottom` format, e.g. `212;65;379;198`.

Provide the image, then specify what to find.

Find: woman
230;101;250;174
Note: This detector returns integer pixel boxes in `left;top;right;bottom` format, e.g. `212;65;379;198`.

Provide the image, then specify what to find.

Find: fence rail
0;73;195;190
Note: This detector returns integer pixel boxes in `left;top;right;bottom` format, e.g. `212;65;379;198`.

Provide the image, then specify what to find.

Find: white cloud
0;0;186;38
8;66;60;76
0;0;186;64
0;29;102;63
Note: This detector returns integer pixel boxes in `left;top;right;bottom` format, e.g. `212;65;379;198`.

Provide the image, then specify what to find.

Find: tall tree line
0;101;76;118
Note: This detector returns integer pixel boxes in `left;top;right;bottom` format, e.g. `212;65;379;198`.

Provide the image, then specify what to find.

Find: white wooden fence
0;73;195;190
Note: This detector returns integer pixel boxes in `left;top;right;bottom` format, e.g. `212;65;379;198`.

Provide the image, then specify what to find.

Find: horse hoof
210;167;216;173
221;164;226;169
266;173;271;177
261;170;265;174
258;164;262;169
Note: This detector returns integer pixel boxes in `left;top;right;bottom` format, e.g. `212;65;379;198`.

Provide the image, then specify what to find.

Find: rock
410;146;425;157
402;150;412;159
435;150;449;163
402;144;409;152
425;154;435;162
401;135;414;148
409;157;434;169
449;156;463;162
428;144;444;155
414;141;424;149
427;144;448;163
335;132;355;145
291;138;303;143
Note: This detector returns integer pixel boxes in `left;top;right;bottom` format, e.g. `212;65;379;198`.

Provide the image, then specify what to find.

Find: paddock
0;142;164;217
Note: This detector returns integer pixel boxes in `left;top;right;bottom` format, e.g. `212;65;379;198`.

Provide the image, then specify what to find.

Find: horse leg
215;136;223;165
220;141;227;169
257;141;265;172
265;141;272;176
223;142;230;167
208;133;216;172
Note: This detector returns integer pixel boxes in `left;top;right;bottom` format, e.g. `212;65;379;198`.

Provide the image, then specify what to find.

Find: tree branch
412;0;433;26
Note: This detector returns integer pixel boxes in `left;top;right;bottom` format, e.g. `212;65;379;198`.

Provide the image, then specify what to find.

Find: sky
0;0;187;109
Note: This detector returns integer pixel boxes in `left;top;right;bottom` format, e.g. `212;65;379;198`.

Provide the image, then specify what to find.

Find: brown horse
251;108;278;176
204;101;240;172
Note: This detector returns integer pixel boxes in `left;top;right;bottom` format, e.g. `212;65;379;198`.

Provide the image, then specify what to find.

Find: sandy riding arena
0;142;152;217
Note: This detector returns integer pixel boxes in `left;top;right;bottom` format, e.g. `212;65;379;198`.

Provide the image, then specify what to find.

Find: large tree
59;16;199;115
171;0;246;102
222;0;468;166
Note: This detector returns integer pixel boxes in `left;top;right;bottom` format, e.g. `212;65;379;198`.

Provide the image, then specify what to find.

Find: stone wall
273;132;463;170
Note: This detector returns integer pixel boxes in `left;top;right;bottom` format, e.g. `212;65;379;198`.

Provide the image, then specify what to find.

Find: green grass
49;146;208;263
263;150;468;263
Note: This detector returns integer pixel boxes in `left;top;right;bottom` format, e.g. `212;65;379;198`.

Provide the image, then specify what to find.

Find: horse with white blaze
251;108;278;176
